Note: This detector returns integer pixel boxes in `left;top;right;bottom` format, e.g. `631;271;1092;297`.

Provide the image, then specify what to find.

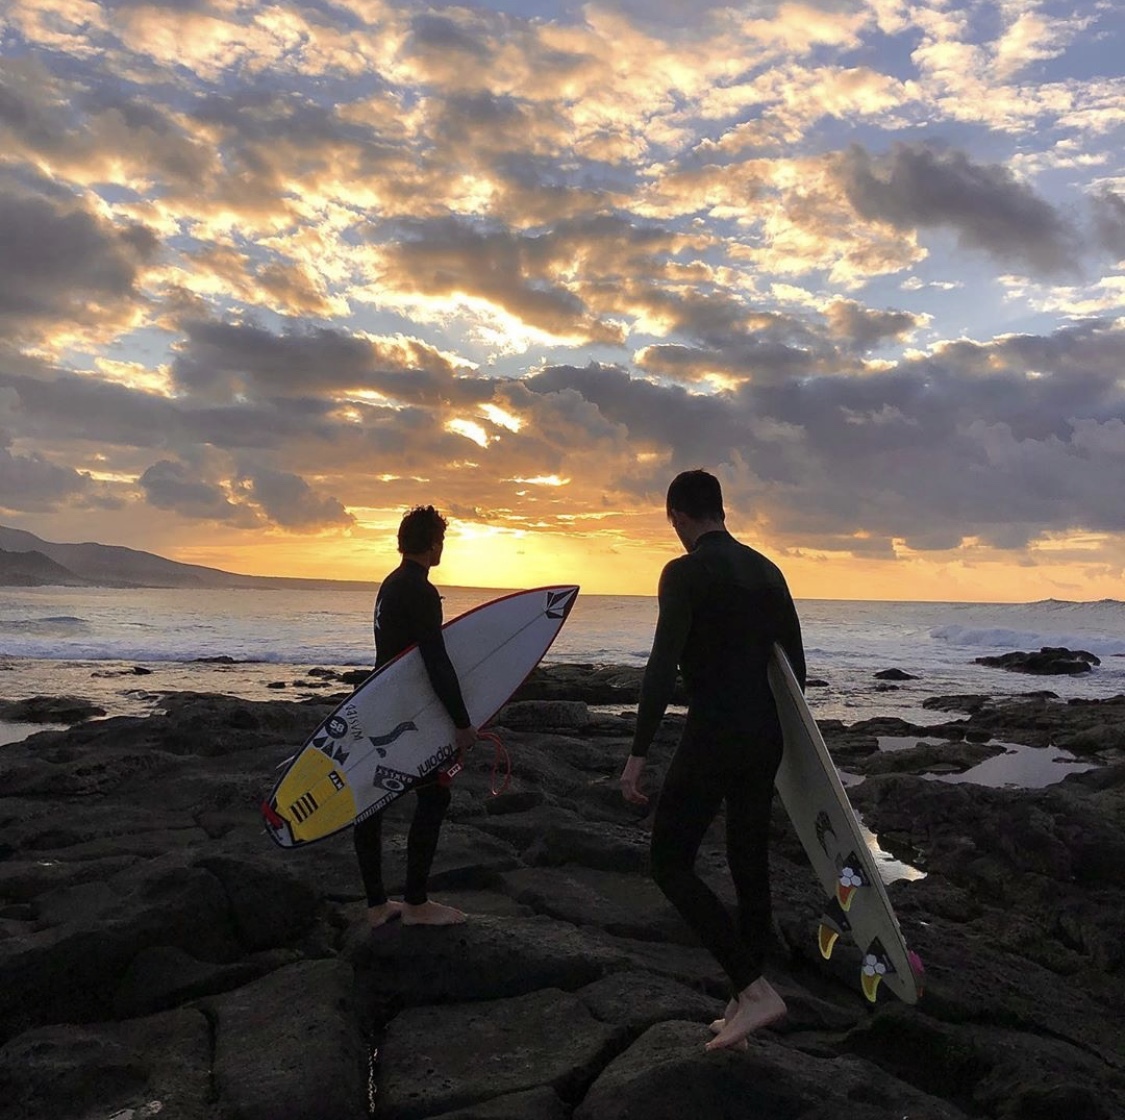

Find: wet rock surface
974;646;1101;675
0;695;107;723
1;667;1124;1119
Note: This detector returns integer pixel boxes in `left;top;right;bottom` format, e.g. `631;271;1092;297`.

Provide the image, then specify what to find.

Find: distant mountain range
0;525;369;591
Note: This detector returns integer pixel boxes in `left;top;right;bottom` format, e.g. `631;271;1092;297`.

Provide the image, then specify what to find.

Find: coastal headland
1;664;1124;1119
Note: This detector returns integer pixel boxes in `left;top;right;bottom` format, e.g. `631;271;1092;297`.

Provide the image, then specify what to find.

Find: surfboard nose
545;585;579;620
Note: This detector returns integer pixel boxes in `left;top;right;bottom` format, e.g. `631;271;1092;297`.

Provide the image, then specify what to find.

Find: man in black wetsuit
620;470;805;1050
355;505;477;929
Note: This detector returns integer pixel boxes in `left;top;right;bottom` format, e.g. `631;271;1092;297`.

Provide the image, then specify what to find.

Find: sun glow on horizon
156;518;1125;602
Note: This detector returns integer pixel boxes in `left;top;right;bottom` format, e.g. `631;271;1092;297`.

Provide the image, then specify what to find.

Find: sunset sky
1;0;1123;599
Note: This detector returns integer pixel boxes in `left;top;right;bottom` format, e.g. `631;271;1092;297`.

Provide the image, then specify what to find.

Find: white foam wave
930;624;1125;658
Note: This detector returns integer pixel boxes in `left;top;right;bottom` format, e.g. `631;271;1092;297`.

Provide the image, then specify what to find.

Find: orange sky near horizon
163;515;1125;603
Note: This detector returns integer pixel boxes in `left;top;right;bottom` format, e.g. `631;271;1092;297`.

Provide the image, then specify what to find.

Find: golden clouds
734;2;868;54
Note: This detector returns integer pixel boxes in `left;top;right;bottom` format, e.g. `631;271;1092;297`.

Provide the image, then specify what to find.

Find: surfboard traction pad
771;646;924;1005
261;585;579;848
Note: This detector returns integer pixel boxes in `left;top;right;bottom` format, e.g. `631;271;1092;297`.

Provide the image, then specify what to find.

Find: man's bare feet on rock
367;900;403;929
402;899;467;926
709;997;738;1034
706;978;786;1052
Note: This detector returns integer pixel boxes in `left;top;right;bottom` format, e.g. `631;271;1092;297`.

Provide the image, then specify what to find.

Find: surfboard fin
818;924;840;959
818;898;852;959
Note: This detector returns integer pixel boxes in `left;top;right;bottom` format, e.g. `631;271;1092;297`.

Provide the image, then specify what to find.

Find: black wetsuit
632;530;805;993
353;559;471;907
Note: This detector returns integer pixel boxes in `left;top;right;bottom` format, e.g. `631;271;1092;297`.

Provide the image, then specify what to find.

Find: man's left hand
620;755;649;806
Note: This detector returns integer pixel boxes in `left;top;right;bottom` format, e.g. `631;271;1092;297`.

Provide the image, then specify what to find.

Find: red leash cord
438;729;511;796
479;730;511;796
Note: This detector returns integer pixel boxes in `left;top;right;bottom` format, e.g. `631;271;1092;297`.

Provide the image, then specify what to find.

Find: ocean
2;585;1124;729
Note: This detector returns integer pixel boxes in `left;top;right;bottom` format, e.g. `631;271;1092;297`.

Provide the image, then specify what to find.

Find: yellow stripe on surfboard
272;748;357;844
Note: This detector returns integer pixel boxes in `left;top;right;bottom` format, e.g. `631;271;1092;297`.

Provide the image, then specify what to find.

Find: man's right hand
620;754;649;806
454;726;478;752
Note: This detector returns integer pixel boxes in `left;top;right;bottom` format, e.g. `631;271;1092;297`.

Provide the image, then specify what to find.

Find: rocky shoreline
1;664;1124;1119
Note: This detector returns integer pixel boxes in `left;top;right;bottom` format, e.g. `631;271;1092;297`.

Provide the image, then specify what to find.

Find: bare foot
367;900;403;929
709;997;738;1034
706;978;786;1052
402;899;467;926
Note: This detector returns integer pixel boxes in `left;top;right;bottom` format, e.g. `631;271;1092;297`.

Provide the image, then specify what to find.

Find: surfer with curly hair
620;470;805;1050
356;505;478;929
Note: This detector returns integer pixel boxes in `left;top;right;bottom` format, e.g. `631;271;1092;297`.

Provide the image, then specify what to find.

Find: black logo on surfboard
369;721;418;748
545;587;577;620
373;764;415;793
815;811;837;858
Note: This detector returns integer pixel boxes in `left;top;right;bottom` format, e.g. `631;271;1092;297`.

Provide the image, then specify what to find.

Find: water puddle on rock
0;720;68;747
930;741;1098;789
876;735;954;753
834;768;926;884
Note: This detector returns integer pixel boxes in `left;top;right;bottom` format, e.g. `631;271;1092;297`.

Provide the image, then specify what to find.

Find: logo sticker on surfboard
545;587;578;620
373;764;415;793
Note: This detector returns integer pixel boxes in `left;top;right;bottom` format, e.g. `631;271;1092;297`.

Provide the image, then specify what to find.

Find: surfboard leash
437;729;511;796
481;729;511;796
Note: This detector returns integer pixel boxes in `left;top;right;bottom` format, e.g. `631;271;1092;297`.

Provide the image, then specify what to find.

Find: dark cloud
0;440;91;512
167;318;485;407
409;15;496;63
1091;190;1125;259
0;179;158;342
529;318;1125;552
170;320;378;398
634;298;891;385
140;459;254;523
837;144;1082;279
237;466;355;530
527;362;748;463
373;217;627;345
0;364;293;452
0;61;214;193
825;300;922;352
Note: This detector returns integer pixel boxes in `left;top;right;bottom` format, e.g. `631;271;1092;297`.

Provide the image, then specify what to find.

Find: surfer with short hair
620;469;805;1050
356;505;478;929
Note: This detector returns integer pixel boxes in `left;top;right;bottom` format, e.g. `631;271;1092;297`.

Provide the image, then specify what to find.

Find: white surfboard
770;644;922;1004
262;585;579;849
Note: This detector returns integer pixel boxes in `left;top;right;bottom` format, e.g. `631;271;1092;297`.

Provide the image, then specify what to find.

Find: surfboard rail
770;643;922;1005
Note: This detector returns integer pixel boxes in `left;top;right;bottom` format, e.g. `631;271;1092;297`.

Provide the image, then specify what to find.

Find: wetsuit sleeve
779;589;807;691
631;560;692;758
416;589;472;730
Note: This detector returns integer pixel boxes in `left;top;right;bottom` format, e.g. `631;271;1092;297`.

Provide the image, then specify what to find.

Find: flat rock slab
574;1020;966;1120
498;865;685;942
841;1005;1125;1119
112;943;302;1019
201;957;368;1120
581;926;728;993
495;700;591;731
472;807;650;873
378;988;621;1119
349;913;626;1005
0;1008;212;1120
576;970;720;1035
425;1087;569;1119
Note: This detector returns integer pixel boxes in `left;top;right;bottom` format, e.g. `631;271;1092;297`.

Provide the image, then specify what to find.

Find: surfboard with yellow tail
769;644;923;1005
261;585;579;849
